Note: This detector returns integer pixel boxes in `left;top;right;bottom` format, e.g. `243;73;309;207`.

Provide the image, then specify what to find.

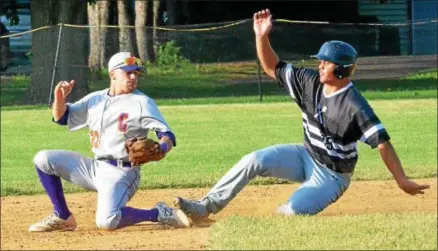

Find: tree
56;0;89;102
118;0;136;54
29;0;58;105
99;1;110;69
88;1;110;70
135;0;149;62
135;0;159;63
1;0;20;71
0;21;11;71
29;0;89;105
152;0;161;58
87;1;100;70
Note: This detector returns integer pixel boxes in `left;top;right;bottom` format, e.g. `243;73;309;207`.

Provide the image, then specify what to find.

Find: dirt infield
1;178;436;250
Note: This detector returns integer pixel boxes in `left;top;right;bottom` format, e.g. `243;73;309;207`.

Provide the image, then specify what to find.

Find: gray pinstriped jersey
275;61;390;173
67;88;172;162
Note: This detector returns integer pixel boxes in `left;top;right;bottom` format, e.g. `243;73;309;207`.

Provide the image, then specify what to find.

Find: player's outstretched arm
52;80;75;121
254;9;279;80
378;141;430;195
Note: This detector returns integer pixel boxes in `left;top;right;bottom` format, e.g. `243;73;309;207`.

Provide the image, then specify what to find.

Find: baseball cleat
28;212;77;232
174;197;209;219
155;202;192;228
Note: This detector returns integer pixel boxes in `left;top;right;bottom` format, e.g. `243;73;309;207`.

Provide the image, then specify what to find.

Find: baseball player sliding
174;9;430;219
29;52;192;232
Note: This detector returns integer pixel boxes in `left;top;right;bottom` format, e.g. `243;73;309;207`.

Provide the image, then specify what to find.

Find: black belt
99;159;133;168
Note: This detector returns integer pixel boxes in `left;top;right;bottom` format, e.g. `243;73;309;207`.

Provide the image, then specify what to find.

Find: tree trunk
56;0;89;103
88;2;100;71
99;1;110;69
135;0;149;62
29;0;58;105
152;0;160;59
118;0;136;54
29;0;89;105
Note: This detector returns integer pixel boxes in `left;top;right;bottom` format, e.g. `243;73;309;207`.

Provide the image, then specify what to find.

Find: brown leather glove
125;137;165;166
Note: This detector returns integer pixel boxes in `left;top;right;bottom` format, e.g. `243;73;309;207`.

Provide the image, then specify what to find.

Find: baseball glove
125;137;165;166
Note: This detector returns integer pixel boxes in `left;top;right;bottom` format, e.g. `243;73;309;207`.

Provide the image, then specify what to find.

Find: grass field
209;213;437;250
1;99;436;196
1;67;437;250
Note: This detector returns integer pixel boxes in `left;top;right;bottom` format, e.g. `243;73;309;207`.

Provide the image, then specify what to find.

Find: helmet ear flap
333;65;352;79
333;65;345;79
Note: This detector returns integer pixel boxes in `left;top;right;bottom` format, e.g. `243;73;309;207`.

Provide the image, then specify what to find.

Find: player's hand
253;9;272;37
54;80;75;100
397;178;430;195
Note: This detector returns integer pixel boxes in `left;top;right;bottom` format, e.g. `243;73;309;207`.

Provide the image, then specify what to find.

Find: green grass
1;99;436;196
1;67;437;251
208;213;438;250
405;70;437;80
1;65;436;108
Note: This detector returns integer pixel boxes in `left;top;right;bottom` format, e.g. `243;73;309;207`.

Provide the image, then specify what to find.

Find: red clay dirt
1;178;436;250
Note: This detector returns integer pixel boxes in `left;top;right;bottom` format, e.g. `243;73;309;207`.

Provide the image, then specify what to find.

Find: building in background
358;0;437;55
410;0;437;55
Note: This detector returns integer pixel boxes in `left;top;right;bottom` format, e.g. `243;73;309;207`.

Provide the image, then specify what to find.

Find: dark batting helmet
311;40;358;79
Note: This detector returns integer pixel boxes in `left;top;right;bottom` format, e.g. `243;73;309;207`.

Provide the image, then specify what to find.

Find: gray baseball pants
201;144;352;215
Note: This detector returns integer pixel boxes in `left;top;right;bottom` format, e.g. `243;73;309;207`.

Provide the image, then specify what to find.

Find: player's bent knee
33;150;53;174
95;212;121;231
33;150;48;166
95;216;119;231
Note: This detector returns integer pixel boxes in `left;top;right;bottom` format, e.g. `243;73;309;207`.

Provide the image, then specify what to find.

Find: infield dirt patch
1;178;436;250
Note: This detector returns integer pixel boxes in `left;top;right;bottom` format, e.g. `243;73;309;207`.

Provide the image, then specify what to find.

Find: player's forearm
52;97;67;121
378;141;408;185
255;35;280;79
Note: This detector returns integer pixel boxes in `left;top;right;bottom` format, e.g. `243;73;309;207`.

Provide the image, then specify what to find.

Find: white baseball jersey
66;88;172;162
